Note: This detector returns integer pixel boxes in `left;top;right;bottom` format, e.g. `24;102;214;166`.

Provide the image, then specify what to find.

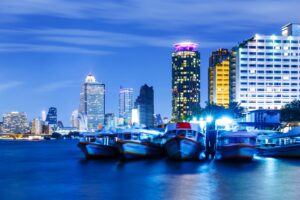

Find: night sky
0;0;299;125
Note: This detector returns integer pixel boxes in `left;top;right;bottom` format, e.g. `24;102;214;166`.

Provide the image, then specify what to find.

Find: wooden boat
215;131;256;160
164;122;206;160
257;127;300;158
116;129;163;159
78;133;119;159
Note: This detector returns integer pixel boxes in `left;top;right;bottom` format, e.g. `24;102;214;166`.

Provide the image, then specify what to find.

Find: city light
206;116;213;123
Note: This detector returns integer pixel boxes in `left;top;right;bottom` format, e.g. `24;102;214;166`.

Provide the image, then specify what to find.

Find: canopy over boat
118;128;163;136
218;131;257;139
258;126;300;140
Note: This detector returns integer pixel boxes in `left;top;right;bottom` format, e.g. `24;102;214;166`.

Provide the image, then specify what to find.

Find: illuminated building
229;47;238;102
135;84;154;127
41;110;46;122
46;107;57;125
208;49;230;107
104;113;115;129
71;110;79;129
79;74;105;130
31;118;42;135
234;23;300;110
2;112;29;134
119;87;134;125
172;42;200;121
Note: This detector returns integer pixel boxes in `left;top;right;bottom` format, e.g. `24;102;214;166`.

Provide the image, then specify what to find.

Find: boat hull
165;137;205;160
216;144;256;160
118;141;163;159
77;142;119;159
257;144;300;158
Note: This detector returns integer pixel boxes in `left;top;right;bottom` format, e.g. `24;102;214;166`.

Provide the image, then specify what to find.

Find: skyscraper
2;112;29;134
172;42;201;121
135;84;154;127
79;74;105;130
46;107;57;125
234;23;300;111
119;87;134;125
71;110;79;129
208;49;230;107
31;118;42;135
104;113;115;129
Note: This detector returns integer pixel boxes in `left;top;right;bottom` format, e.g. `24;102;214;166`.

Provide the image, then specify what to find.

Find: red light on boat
176;122;191;129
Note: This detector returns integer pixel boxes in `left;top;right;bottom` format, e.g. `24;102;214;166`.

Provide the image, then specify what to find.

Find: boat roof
118;128;163;135
258;126;300;140
166;122;201;132
258;132;300;140
218;131;257;138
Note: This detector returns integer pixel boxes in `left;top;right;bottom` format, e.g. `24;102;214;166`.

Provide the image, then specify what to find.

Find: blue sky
0;0;299;125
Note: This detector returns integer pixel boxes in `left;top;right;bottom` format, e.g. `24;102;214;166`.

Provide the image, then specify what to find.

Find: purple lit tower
172;42;201;121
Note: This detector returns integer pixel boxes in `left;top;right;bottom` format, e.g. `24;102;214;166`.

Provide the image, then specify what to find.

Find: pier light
206;116;213;123
271;35;276;40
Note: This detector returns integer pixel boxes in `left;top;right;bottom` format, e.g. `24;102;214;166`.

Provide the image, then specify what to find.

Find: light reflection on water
1;140;300;200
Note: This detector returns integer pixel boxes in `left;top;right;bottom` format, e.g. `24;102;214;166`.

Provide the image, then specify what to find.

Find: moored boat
78;133;119;159
164;122;206;160
257;127;300;158
215;131;256;161
116;129;163;160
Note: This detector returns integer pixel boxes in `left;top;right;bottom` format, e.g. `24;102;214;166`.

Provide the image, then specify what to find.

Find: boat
116;129;163;159
256;126;300;158
77;133;119;159
215;131;257;160
164;122;206;160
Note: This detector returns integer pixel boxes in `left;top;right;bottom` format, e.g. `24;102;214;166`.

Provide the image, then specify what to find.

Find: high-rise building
119;87;134;125
71;110;79;129
31;118;42;135
79;74;105;130
46;107;57;125
229;47;238;102
135;84;154;127
153;114;163;126
41;110;47;122
208;49;230;107
2;112;29;134
104;113;115;129
172;42;201;121
233;23;300;111
0;122;4;133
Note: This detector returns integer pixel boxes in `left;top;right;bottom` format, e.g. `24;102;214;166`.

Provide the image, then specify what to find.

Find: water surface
1;140;300;200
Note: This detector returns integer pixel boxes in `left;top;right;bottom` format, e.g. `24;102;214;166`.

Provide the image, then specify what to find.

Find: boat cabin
217;132;256;146
117;129;162;144
95;134;118;146
257;133;300;148
164;123;205;142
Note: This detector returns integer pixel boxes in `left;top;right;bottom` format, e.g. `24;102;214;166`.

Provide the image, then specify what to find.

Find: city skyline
1;1;300;124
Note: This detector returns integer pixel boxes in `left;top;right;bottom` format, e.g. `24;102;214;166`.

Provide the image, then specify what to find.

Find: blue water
1;140;300;200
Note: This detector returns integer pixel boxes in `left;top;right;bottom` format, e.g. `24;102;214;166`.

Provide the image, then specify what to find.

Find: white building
3;112;29;134
71;110;79;129
79;74;105;130
119;87;134;125
31;118;42;135
235;23;300;111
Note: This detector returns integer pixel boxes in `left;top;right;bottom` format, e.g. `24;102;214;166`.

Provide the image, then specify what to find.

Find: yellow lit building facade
172;42;200;121
208;49;230;107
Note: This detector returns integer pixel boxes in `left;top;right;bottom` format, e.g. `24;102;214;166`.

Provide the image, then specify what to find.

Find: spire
85;74;96;83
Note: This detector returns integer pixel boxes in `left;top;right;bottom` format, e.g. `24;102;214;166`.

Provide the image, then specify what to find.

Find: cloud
0;28;234;51
34;80;76;92
0;81;23;92
0;42;114;54
0;0;299;30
